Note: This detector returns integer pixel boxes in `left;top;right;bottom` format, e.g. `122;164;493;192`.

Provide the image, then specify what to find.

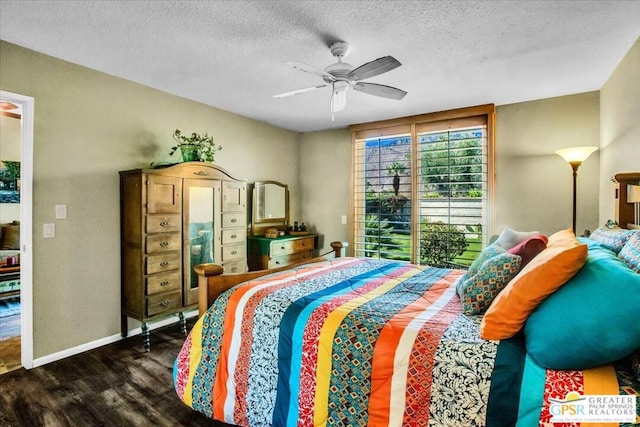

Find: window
351;105;495;266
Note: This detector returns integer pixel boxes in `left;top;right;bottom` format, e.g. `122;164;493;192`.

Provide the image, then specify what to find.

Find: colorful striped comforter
173;258;639;426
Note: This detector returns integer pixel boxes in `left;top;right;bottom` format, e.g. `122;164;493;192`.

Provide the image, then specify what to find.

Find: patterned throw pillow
589;226;637;254
458;253;522;315
466;243;505;277
456;244;507;297
618;231;640;273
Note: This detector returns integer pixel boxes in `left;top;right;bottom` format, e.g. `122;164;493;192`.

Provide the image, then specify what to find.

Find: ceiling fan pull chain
330;87;335;121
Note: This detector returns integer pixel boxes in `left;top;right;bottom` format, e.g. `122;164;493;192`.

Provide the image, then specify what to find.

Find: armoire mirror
252;181;289;235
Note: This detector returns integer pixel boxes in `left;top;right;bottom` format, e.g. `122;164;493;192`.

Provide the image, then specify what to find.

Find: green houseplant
169;129;222;162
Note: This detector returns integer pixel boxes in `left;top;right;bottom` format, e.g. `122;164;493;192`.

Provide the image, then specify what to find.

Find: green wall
0;41;301;358
599;37;640;223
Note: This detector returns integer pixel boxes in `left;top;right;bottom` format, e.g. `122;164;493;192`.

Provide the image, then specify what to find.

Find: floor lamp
555;146;598;233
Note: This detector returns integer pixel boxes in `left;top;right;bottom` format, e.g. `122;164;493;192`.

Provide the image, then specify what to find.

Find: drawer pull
160;261;169;267
231;234;237;239
230;218;237;223
231;250;237;255
194;171;209;176
160;281;170;286
160;221;169;227
230;266;238;272
160;241;169;247
275;261;280;265
280;246;286;250
160;300;170;307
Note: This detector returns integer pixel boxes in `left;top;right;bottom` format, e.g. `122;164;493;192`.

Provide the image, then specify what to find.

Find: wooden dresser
247;234;317;270
120;162;247;350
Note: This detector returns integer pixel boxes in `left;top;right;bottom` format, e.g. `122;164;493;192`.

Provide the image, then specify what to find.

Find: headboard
612;172;640;229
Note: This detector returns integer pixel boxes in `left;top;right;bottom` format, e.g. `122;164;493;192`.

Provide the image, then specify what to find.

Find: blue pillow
524;239;640;370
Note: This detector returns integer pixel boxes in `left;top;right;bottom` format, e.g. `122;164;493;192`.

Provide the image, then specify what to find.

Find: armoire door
182;179;221;306
147;175;181;214
222;180;246;212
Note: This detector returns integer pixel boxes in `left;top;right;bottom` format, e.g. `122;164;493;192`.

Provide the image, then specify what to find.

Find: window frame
349;104;496;262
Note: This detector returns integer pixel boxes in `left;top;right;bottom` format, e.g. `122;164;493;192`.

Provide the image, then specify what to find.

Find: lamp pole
555;146;598;234
569;161;581;233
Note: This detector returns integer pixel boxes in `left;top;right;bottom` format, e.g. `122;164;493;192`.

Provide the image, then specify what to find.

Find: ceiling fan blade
352;82;407;100
273;84;327;98
287;61;336;81
347;56;401;81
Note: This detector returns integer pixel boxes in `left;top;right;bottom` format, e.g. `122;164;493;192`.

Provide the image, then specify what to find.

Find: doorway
0;90;34;372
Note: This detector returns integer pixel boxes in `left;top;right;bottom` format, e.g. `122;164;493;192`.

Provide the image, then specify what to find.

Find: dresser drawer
270;237;315;257
222;243;246;261
222;228;246;245
268;250;313;269
222;212;244;228
146;270;182;295
146;291;182;316
223;259;247;274
146;214;181;233
146;233;181;253
146;252;181;275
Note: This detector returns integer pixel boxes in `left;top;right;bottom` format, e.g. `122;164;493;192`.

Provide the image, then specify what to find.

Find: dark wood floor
0;319;233;427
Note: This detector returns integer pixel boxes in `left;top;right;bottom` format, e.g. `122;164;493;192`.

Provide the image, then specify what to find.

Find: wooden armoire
119;162;247;350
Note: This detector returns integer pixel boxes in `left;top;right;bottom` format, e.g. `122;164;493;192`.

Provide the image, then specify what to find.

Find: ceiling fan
273;41;407;118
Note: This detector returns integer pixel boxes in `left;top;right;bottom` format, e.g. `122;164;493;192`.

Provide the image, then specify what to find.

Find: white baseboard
31;310;199;368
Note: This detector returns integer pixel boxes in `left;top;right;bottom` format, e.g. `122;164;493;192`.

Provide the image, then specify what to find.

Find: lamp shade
628;184;640;203
555;146;598;164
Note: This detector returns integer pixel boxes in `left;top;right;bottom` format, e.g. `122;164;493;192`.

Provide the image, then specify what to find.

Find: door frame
1;90;34;369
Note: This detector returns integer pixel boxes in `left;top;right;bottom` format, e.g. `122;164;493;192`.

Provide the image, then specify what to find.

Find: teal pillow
458;252;521;315
524;239;640;370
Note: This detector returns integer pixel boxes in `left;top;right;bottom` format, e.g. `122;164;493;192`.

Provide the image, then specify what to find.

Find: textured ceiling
1;1;639;133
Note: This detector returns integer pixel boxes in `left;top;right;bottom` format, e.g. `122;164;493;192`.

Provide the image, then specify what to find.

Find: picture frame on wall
0;160;20;203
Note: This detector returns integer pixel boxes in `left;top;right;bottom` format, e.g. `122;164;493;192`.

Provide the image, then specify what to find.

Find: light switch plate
341;215;347;225
43;223;55;238
55;204;67;219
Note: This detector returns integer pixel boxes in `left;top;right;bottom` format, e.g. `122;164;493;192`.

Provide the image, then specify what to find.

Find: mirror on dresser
251;181;289;236
248;181;317;271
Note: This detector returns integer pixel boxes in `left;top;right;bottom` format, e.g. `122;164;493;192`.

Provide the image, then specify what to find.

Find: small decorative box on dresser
120;162;247;351
247;234;317;270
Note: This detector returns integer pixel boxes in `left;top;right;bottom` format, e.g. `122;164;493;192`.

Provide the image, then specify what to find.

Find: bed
174;227;640;426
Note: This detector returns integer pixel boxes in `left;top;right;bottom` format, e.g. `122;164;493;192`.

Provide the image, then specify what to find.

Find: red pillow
507;234;548;268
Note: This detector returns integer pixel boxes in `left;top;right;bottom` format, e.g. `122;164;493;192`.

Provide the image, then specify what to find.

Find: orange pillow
547;227;578;247
480;228;587;340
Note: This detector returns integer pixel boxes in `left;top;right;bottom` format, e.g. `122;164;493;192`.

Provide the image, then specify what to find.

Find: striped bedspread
173;257;639;426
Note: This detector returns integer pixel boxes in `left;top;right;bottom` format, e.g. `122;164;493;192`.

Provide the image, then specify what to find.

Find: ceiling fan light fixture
330;82;348;114
275;40;407;117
